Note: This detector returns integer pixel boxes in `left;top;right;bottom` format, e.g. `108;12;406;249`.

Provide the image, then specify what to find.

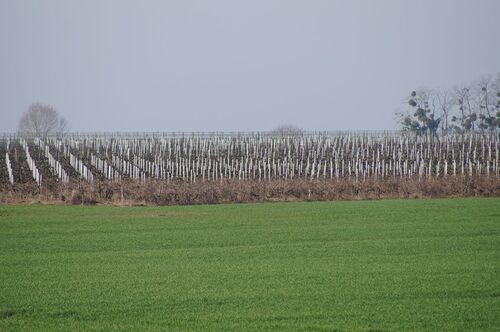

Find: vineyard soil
1;198;499;331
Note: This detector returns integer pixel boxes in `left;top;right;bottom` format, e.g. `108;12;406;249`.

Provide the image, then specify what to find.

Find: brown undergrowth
0;177;499;205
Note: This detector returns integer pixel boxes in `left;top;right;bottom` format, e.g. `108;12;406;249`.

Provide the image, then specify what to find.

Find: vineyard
1;132;499;204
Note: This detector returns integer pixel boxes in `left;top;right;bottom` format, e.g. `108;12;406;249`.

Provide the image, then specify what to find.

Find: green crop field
0;198;499;331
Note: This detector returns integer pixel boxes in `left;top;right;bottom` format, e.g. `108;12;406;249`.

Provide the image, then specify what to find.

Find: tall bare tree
435;88;454;133
18;103;67;137
475;76;500;131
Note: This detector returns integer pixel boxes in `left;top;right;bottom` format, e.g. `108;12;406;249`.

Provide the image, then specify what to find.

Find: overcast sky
0;0;499;132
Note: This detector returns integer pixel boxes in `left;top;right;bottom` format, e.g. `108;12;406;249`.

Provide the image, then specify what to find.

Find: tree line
396;74;500;135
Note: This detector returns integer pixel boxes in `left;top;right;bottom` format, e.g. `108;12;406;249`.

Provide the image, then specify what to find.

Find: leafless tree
474;76;500;131
435;88;454;132
18;103;67;137
452;85;474;131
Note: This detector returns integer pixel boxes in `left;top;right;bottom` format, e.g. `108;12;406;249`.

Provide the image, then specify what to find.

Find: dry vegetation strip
0;176;499;205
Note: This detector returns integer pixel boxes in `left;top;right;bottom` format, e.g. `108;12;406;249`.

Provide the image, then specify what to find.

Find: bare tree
474;76;500;131
18;103;67;137
450;85;473;132
435;88;454;133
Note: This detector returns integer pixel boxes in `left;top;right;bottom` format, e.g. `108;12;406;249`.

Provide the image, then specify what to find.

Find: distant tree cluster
270;125;304;137
397;74;500;134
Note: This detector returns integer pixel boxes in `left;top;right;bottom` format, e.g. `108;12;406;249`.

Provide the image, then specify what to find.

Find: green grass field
0;198;499;331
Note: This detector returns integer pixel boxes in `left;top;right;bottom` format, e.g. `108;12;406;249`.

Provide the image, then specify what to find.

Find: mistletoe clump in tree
398;74;500;134
401;91;441;135
477;89;500;131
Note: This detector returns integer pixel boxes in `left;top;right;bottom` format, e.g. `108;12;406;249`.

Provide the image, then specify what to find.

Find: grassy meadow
0;198;499;331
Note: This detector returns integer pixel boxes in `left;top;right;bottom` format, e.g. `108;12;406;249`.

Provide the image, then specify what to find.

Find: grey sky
0;0;499;132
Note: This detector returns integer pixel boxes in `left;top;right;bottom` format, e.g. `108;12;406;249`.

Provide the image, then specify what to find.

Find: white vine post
35;138;70;184
20;138;42;186
5;140;14;184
